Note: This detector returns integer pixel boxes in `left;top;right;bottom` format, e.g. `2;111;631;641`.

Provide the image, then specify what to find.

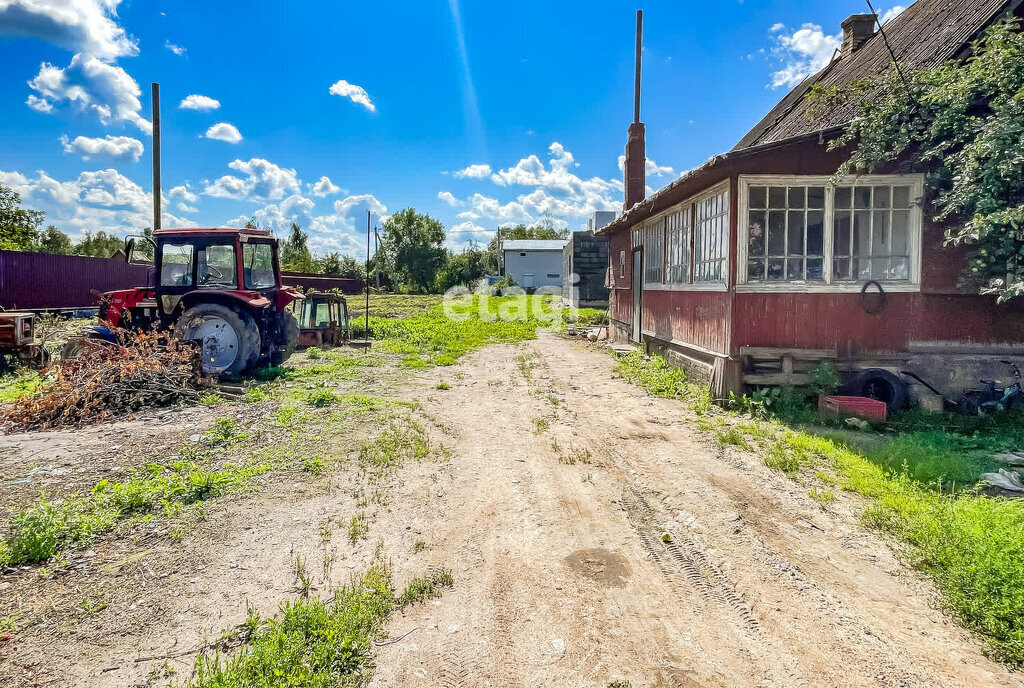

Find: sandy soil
3;334;1022;687
369;334;1023;688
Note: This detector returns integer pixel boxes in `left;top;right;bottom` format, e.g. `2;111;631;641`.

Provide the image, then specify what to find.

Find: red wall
642;289;732;354
603;135;1024;357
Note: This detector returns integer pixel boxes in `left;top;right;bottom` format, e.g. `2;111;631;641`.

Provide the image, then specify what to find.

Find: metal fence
0;250;154;311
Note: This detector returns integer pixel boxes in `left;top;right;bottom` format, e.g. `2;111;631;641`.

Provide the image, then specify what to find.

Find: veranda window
832;184;913;281
739;175;923;289
665;207;691;284
642;221;664;285
746;185;825;282
694;188;729;283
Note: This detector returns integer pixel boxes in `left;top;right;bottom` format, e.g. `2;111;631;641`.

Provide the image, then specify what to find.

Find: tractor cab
83;227;303;376
292;291;351;348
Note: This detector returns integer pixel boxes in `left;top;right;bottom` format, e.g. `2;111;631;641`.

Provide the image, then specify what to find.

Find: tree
809;18;1024;301
379;208;447;292
486;223;569;275
0;183;44;251
436;248;489;291
74;231;124;258
280;222;318;273
38;225;72;254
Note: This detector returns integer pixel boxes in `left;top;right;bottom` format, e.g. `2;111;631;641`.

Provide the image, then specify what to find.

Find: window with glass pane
160;243;193;286
643;220;664;285
833;185;912;281
665;207;691;284
243;243;276;289
694;189;729;282
746;184;824;282
198;244;237;287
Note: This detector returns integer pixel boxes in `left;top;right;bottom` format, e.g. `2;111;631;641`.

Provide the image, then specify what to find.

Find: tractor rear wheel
176;303;260;377
271;311;300;367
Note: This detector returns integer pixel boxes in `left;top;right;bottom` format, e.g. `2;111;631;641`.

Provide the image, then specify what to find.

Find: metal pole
365;210;370;338
374;227;381;288
633;10;643;124
151;82;161;230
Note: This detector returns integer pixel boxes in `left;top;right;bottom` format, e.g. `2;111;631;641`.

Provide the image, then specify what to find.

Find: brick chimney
841;14;876;58
624;10;645;212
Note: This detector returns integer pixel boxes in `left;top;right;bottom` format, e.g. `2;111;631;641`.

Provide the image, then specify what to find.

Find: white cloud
309;175;341;197
769;22;841;89
179;94;219;111
616;154;674;177
333;193;386;217
303;194;388;254
176;201;198;213
27;53;151;133
60;134;143;162
227;194;316;233
168;184;198;203
440;142;623;228
328;79;375;111
437;191;460;206
204;122;242;144
165;40;185;56
0;167;191;238
880;6;906;25
203;158;301;202
0;0;137;60
768;7;904;89
454;163;491;179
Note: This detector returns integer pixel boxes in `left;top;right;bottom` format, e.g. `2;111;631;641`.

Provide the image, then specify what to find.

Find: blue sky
0;0;904;256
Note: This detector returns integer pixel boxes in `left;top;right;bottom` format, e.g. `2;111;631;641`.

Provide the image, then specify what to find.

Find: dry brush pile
3;331;208;431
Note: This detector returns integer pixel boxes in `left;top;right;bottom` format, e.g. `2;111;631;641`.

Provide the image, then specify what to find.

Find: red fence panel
0;250;153;311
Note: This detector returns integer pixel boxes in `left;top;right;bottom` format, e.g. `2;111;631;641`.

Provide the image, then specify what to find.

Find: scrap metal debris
2;331;208;432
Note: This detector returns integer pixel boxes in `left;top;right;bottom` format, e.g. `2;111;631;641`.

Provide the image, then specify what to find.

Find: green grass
613;348;1024;665
0;373;41;403
358;418;430;471
397;568;454;606
1;459;274;566
187;564;396;687
367;295;561;367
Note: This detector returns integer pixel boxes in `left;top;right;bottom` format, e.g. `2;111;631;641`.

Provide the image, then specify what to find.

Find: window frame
634;180;731;293
737;174;924;293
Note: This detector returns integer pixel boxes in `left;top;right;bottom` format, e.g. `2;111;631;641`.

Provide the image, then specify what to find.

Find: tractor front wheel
176;303;260;377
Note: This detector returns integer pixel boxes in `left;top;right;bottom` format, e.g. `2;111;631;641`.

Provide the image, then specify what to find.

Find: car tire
848;368;908;412
270;311;300;367
176;303;260;377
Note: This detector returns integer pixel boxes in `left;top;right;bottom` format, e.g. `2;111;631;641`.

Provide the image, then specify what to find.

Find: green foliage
613;351;697;401
368;295;553;365
73;230;124;258
280;222;317;273
397;568;454;607
1;461;266;565
348;513;368;544
358;419;429;470
379;208;447;293
187;565;398;687
808;361;841;396
435;247;490;291
307;389;341;407
0;183;44;251
811;18;1024;301
206;417;246;445
38;225;72;254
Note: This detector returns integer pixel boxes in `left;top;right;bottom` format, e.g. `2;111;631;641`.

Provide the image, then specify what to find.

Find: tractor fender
178;290;270;315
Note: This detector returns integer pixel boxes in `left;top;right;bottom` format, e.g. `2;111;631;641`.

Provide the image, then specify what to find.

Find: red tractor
73;227;303;377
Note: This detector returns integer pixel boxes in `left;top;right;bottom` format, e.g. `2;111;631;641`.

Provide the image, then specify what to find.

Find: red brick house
599;0;1024;401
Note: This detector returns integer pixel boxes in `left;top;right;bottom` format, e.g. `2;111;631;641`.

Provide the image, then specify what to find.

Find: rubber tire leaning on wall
847;368;908;412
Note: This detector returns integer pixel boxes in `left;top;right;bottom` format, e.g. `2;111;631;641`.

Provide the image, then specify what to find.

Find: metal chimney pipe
634;10;642;124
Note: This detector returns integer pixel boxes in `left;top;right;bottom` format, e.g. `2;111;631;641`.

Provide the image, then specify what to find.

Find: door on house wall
631;248;642;343
523;273;535;289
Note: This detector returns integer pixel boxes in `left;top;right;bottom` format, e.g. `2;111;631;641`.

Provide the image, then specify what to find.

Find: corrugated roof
502;239;569;251
733;0;1014;150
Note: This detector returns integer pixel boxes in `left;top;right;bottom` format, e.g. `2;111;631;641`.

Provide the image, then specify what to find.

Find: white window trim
736;174;924;293
632;180;730;292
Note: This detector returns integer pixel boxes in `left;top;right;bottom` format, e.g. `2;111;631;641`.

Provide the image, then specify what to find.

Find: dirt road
371;334;1021;688
5;333;1022;687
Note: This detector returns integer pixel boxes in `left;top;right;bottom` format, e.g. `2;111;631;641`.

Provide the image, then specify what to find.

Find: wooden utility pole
151;82;161;230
